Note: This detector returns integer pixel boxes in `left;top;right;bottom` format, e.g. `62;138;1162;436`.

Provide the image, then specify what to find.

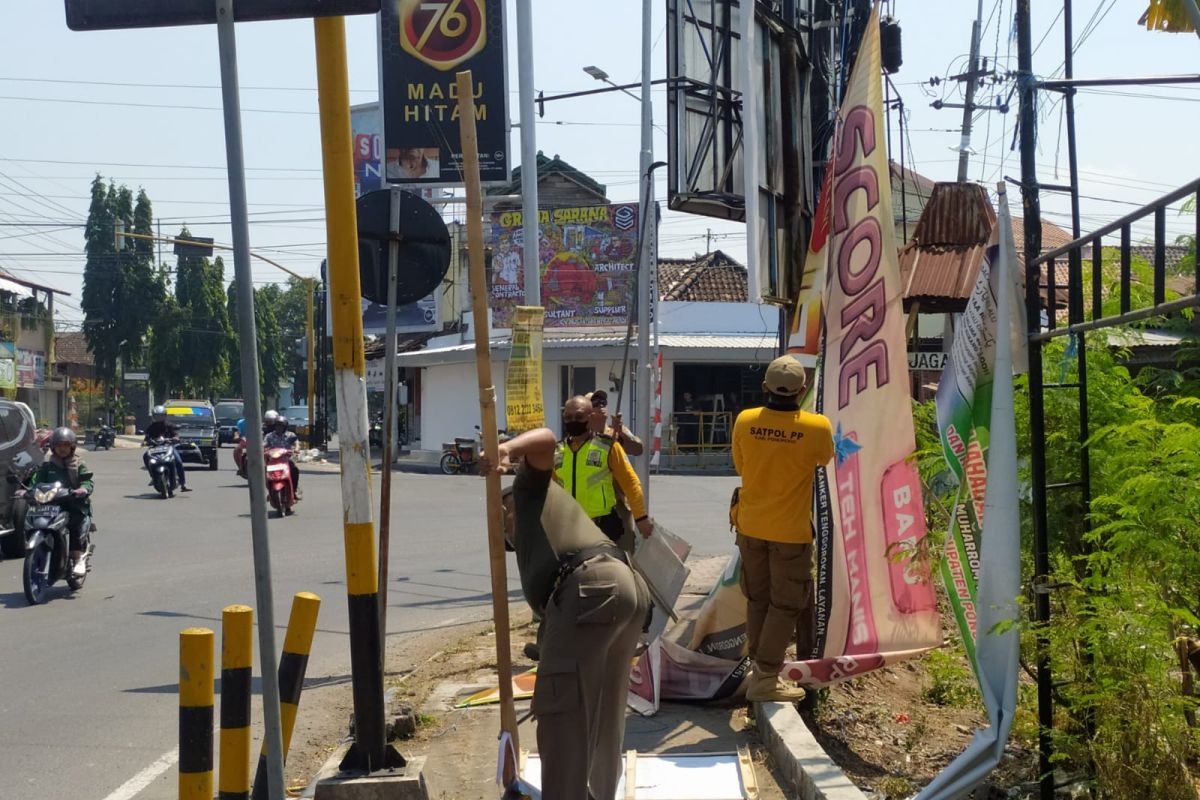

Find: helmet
263;410;280;426
274;416;289;429
50;427;77;452
152;405;166;418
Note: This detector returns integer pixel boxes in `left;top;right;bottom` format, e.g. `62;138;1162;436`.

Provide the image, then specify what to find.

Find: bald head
563;395;590;418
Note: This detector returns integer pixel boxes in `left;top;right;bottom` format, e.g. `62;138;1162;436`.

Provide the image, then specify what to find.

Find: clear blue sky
0;1;1196;327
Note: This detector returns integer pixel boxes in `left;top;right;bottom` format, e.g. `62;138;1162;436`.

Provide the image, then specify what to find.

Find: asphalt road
0;446;737;799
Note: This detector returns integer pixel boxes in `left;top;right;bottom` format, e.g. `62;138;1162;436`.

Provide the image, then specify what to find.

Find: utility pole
516;0;541;306
705;228;713;254
1015;3;1051;800
957;0;985;181
635;0;654;490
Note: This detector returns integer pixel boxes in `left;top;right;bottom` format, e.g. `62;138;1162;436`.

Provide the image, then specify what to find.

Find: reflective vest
555;436;617;519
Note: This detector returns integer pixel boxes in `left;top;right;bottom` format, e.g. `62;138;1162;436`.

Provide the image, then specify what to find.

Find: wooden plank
737;744;759;800
625;750;638;800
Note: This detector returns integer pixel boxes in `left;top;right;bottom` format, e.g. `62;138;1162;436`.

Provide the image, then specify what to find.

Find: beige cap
765;355;806;397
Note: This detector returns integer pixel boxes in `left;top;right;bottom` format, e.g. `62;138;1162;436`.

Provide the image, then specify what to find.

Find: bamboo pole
456;68;519;787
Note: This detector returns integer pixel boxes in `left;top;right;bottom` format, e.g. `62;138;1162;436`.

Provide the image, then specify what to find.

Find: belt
543;543;628;610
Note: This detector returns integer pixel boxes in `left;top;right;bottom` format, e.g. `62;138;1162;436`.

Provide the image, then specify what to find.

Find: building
0;271;68;425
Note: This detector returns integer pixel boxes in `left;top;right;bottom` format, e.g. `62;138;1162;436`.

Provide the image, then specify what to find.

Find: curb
757;701;869;800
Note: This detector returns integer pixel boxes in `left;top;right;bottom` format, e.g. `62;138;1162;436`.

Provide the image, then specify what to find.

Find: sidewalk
372;556;792;798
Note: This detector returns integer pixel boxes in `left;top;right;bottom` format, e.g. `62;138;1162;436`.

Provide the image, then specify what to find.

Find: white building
392;252;781;464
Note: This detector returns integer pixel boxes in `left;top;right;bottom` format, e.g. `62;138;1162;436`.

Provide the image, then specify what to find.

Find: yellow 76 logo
398;0;487;72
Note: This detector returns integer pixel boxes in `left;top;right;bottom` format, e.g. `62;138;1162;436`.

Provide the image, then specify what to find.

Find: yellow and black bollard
251;592;321;800
219;606;253;800
179;627;215;800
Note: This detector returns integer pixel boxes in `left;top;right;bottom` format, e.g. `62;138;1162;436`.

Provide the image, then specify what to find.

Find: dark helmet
274;416;289;430
50;427;77;452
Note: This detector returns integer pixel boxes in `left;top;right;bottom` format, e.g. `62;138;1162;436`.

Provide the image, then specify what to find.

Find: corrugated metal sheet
898;183;994;312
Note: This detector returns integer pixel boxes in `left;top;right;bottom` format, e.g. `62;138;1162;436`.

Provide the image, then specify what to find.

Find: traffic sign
356;189;451;307
65;0;380;31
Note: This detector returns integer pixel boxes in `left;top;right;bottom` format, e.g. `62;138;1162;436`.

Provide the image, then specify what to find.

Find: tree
82;177;165;383
226;281;285;404
173;231;232;396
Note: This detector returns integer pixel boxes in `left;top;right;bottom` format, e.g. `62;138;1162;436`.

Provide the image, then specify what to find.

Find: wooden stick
456;68;520;788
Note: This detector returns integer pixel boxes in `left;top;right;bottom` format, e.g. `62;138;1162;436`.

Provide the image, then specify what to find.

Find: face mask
563;419;589;437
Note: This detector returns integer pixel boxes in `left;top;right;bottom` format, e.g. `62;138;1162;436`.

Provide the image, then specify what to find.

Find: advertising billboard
489;203;639;329
351;102;440;333
380;0;510;186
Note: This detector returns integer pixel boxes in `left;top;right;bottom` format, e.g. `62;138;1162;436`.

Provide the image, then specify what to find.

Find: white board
523;753;748;799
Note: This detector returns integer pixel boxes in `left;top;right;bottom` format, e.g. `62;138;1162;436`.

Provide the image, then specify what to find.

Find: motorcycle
265;447;297;517
234;437;248;479
440;426;513;475
145;437;180;498
93;419;116;451
18;481;94;605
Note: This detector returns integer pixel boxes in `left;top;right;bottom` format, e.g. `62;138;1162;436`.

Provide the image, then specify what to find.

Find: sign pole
307;279;316;447
456;68;520;787
635;0;654;494
214;1;286;797
314;14;390;773
378;186;401;645
516;0;541;306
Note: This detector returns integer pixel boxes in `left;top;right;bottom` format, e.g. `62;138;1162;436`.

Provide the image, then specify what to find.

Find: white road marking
100;748;178;800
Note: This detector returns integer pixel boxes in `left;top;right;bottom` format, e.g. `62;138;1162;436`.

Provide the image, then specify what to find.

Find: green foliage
1018;336;1200;798
921;647;981;709
226;281;287;404
81;177;166;382
163;231;232;397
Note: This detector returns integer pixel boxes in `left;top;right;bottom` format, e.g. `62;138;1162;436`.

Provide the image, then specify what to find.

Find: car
280;405;311;440
163;400;219;470
0;400;47;558
215;399;244;446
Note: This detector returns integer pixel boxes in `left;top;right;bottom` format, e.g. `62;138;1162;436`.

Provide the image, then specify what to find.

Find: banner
916;186;1022;799
0;343;14;390
932;192;1029;673
17;348;44;389
504;306;545;432
380;0;510;186
785;2;939;685
489;204;640;329
351;102;385;197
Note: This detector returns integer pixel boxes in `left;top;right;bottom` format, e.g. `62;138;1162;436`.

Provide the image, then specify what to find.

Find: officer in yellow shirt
557;395;654;544
732;355;834;703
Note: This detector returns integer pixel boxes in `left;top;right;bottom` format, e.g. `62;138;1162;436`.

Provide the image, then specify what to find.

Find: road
0;445;738;799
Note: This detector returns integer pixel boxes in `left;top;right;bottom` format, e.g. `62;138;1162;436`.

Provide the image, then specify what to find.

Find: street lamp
582;65;642;103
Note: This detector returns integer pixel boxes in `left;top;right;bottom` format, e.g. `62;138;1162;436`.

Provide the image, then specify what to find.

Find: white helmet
152;405;166;418
263;410;280;426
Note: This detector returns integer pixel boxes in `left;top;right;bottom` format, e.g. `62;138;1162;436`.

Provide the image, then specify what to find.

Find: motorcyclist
263;414;301;500
29;428;94;577
262;409;280;437
142;405;190;492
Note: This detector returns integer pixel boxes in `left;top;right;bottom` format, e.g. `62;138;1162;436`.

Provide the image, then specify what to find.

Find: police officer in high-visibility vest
556;395;654;543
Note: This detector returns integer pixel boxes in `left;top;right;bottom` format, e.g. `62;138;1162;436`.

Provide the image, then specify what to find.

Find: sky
0;0;1197;330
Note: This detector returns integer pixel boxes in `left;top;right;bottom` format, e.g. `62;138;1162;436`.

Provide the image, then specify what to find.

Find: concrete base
757;702;868;800
312;754;429;800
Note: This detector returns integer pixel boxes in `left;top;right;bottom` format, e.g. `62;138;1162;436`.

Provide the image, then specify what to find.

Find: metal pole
956;0;985;182
214;3;286;797
1015;3;1053;799
314;15;389;773
516;0;541;306
307;281;316;449
378;186;401;647
635;0;654;491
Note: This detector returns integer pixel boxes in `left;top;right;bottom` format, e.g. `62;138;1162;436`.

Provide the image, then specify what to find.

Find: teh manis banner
504;306;545;432
380;0;510;186
784;2;940;685
489;204;640;329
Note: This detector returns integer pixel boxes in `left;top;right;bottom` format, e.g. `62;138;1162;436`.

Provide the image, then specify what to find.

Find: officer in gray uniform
483;427;651;800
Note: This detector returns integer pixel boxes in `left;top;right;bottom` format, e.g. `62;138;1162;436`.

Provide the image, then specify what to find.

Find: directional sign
65;0;380;31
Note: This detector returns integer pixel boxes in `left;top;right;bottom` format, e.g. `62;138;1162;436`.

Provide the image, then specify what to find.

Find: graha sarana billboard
489;203;639;329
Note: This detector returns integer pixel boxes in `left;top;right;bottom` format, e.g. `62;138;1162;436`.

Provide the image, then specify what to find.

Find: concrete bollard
252;592;321;800
219;605;254;800
179;628;215;800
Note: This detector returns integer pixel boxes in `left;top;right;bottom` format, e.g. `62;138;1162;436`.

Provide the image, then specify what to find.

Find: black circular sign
356;189;451;307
